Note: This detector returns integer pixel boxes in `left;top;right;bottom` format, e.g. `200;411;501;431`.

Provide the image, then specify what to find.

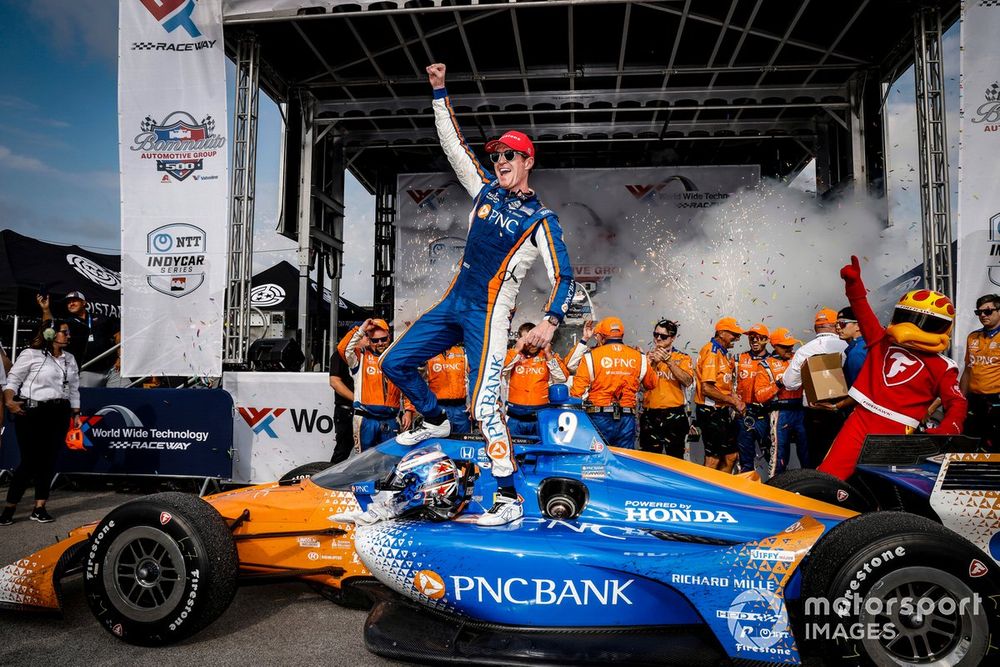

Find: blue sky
0;1;959;304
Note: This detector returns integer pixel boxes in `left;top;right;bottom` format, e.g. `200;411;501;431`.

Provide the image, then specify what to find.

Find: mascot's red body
817;257;967;479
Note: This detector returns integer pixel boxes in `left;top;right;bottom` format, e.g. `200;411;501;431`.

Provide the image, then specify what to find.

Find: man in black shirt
328;327;359;464
38;291;119;387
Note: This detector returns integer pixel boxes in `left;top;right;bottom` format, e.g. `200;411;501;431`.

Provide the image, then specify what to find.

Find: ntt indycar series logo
146;223;207;297
131;112;225;182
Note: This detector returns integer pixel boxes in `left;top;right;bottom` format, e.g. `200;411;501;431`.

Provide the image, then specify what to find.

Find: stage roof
223;0;959;190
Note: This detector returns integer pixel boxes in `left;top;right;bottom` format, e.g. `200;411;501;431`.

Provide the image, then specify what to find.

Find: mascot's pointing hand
841;255;862;284
840;255;866;300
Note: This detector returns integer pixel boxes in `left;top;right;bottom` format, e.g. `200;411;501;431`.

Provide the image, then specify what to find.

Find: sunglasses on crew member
835;319;857;328
370;336;390;343
652;332;675;340
974;308;998;317
489;149;528;164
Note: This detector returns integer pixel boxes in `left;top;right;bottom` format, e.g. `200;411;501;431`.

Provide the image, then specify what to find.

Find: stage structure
218;0;960;366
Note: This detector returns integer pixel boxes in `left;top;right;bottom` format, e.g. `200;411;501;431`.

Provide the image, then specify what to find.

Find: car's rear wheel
800;512;1000;666
767;469;873;513
84;492;238;646
278;461;330;485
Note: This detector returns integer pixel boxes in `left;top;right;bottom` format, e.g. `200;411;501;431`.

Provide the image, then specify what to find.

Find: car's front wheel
800;512;1000;666
83;492;238;646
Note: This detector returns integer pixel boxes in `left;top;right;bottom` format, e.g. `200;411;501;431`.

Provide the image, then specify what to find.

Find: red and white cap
485;131;535;158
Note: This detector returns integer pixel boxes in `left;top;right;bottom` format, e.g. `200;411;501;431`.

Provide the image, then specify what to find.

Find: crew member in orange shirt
571;316;657;448
639;319;693;458
695;317;746;472
961;294;1000;450
329;325;360;463
734;323;779;474
765;327;808;474
504;322;569;437
345;319;414;451
425;344;470;433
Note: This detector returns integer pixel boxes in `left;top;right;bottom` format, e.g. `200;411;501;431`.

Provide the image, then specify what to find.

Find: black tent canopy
250;260;371;323
0;229;121;319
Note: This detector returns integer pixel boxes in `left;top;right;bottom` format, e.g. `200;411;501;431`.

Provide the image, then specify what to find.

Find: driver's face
493;143;534;191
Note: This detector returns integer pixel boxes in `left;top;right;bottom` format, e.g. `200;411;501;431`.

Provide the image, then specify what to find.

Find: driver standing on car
379;63;575;527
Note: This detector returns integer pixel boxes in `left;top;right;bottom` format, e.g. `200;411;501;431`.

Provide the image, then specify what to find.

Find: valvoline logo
140;0;201;38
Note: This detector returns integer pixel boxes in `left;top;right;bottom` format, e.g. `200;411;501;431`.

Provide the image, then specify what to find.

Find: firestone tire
278;462;330;484
84;492;239;646
767;469;873;513
800;512;1000;666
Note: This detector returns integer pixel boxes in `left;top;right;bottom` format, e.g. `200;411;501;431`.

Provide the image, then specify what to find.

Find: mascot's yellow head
886;289;955;353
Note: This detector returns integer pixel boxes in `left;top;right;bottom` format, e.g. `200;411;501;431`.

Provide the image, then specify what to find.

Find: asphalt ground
0;482;400;667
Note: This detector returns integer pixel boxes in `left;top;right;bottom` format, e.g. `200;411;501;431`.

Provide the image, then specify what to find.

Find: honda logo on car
624;500;738;524
450;576;634;606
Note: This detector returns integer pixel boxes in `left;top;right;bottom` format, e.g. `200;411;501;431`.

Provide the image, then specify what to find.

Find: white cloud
0;144;49;172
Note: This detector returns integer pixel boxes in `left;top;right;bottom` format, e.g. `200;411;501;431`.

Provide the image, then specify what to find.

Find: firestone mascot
817;256;967;479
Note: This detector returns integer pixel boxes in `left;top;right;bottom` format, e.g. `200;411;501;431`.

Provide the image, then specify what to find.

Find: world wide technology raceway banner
119;0;228;376
957;0;1000;365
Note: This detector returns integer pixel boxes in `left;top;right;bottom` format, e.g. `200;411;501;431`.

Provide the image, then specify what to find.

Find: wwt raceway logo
137;0;204;40
238;406;337;438
131;112;225;182
77;405;144;449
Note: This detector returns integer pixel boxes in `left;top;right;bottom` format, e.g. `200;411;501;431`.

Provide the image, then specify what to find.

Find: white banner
956;0;1000;365
119;0;228;376
224;372;336;483
396;166;762;350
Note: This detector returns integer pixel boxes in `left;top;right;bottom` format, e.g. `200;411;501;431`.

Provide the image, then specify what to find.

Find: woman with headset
0;320;81;525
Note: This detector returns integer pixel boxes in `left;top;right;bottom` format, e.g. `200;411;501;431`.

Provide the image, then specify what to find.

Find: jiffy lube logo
973;81;1000;129
132;112;225;182
146;223;207;297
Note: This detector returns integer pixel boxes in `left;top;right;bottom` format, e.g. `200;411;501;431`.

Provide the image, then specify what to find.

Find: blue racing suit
381;87;575;480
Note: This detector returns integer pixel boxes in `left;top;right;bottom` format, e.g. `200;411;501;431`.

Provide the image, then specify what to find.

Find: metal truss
224;34;261;365
913;5;953;296
374;175;397;324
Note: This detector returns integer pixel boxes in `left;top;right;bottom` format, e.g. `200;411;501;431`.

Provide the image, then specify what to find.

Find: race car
1;385;997;666
767;434;1000;564
348;388;999;666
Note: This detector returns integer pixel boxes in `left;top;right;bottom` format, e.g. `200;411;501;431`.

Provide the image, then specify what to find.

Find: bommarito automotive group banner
119;0;228;376
956;0;1000;366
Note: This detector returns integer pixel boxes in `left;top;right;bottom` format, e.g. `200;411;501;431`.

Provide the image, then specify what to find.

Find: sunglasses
489;149;527;164
835;319;857;327
974;308;998;317
653;332;675;340
370;336;390;343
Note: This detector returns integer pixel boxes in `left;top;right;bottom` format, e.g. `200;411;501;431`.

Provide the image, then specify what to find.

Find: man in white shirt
780;308;848;468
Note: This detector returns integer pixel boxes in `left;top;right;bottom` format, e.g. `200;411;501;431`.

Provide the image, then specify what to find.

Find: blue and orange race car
2;385;997;666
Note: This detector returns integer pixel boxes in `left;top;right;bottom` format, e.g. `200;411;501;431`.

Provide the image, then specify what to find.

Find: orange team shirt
643;350;693;409
571;343;656;408
505;349;569;406
695;340;736;406
345;330;407;410
427;346;468;401
765;356;803;402
966;330;1000;395
736;351;778;405
337;326;358;363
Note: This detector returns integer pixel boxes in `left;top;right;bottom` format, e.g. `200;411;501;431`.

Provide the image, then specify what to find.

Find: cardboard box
802;353;849;404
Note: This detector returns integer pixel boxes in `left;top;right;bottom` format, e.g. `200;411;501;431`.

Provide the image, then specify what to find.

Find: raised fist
426;63;446;90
